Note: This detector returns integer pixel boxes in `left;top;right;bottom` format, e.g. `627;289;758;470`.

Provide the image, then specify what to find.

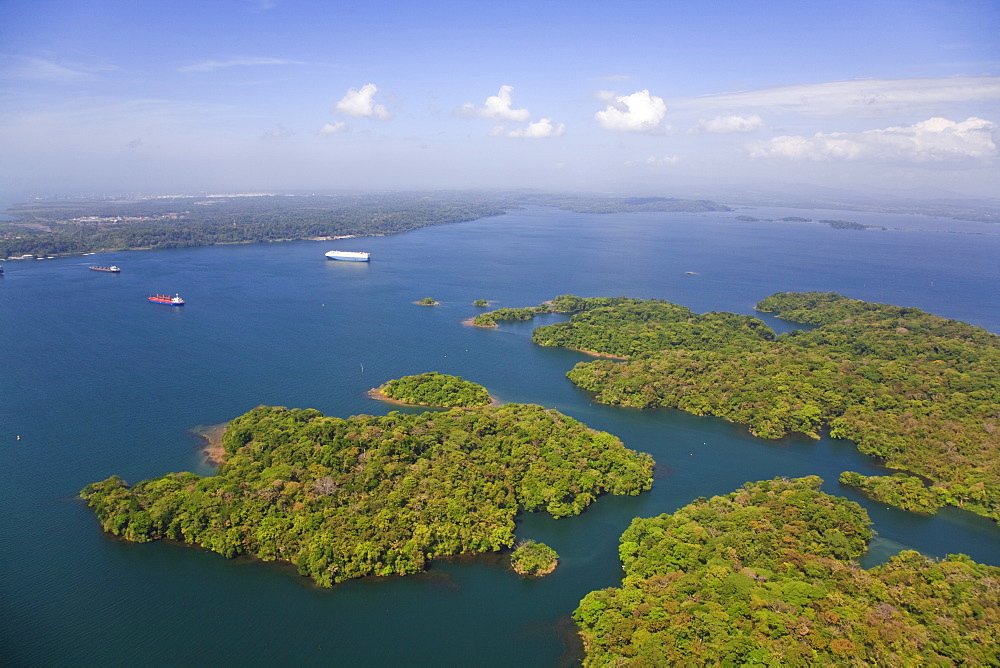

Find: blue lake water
2;205;999;665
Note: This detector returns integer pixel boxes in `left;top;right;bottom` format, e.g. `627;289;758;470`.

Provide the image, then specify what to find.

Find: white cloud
750;116;998;162
508;118;565;138
646;155;680;165
0;55;109;83
595;89;667;132
180;57;304;72
318;122;346;135
335;83;391;119
460;85;530;122
673;77;1000;117
694;114;763;133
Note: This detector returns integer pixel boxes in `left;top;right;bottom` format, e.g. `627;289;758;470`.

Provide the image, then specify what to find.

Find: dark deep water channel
2;205;999;665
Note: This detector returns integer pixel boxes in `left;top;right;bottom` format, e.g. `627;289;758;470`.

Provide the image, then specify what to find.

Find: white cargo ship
325;250;370;262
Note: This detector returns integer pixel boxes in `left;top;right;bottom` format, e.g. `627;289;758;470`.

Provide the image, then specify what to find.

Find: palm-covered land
481;292;1000;521
575;477;1000;666
81;403;653;586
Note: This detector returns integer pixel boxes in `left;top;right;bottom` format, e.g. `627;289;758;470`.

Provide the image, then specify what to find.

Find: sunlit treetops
507;292;1000;521
574;477;1000;666
378;372;491;408
81;402;653;587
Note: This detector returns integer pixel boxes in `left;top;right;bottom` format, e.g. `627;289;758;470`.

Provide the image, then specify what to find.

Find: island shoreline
191;422;228;466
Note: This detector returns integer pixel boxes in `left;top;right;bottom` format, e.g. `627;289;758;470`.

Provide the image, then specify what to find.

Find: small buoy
16;435;20;440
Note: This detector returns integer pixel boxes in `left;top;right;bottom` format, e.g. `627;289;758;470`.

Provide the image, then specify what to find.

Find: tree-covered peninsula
574;477;1000;666
0;190;737;259
514;292;1000;521
471;295;650;328
80;403;653;586
375;372;491;408
1;191;507;258
839;471;944;514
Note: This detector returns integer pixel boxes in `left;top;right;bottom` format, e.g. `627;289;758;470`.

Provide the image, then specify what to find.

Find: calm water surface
2;206;999;665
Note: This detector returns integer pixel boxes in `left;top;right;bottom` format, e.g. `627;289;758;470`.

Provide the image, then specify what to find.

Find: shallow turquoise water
2;206;998;665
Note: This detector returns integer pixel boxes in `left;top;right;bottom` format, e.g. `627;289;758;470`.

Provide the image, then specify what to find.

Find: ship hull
149;294;184;305
325;251;370;262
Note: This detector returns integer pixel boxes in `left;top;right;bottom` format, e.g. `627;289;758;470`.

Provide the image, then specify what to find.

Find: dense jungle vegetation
80;403;653;586
479;292;999;520
532;298;776;356
0;192;506;257
574;477;1000;666
378;372;491;408
510;539;559;576
839;471;944;514
471;295;650;328
472;305;553;327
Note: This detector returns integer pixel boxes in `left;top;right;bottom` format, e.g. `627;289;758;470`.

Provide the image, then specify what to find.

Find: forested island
574;476;1000;665
479;292;1000;521
373;372;491;408
734;214;885;230
81;403;653;586
510;539;559;576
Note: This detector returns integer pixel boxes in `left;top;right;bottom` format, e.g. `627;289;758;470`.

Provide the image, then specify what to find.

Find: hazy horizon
2;1;998;202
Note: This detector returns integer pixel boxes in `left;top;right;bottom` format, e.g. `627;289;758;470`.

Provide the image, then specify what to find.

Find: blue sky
1;0;998;199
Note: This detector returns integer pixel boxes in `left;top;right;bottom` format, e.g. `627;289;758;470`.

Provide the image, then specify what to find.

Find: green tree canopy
543;292;999;520
81;403;653;587
575;477;1000;666
510;539;559;576
379;372;490;408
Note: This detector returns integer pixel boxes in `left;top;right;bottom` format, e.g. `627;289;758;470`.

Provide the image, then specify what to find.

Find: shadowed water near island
2;206;999;665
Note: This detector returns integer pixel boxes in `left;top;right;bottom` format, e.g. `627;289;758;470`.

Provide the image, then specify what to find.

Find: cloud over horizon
673;77;1000;117
0;55;110;83
694;114;764;133
335;83;391;119
595;89;668;132
460;85;531;122
508;118;565;138
318;121;346;135
180;57;305;72
750;116;998;163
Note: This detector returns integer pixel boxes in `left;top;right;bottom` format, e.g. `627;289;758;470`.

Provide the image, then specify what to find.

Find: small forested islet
376;372;491;408
510;539;559;576
81;403;653;586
